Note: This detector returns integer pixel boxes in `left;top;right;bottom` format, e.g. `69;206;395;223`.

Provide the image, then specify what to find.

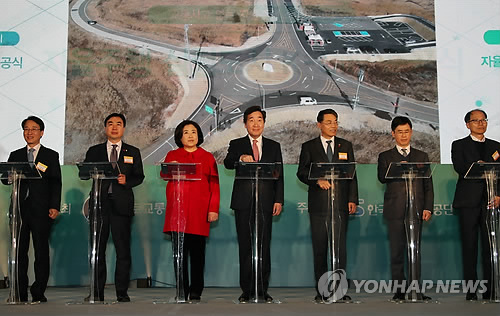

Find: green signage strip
0;31;20;46
484;30;500;45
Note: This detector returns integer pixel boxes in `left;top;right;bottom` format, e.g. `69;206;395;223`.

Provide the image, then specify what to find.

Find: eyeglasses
23;128;40;132
468;119;488;125
322;121;339;126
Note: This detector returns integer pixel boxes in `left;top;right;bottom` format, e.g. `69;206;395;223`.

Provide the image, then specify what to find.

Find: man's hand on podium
117;174;126;185
317;179;332;190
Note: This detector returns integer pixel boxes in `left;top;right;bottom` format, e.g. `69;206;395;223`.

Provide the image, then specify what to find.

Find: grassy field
330;60;438;103
301;0;435;22
148;5;262;25
87;0;265;47
64;24;181;164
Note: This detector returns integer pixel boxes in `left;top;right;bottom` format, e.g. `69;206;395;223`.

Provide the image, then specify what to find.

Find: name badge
124;156;133;164
36;162;48;172
493;150;500;161
339;152;348;160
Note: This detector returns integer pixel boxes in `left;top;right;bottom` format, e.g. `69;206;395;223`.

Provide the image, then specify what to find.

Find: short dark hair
464;109;487;123
104;113;127;127
317;109;338;122
391;116;412;131
21;116;45;131
243;106;266;123
174;120;204;148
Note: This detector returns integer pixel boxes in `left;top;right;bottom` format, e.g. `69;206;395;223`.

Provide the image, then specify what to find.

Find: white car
299;97;317;105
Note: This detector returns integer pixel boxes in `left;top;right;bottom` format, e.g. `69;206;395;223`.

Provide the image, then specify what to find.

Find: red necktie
252;139;259;162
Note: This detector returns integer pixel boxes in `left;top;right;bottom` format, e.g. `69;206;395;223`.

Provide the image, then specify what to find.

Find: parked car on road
299;97;317;105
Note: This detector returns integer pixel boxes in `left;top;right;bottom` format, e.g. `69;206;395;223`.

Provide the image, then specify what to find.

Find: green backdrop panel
0;164;465;287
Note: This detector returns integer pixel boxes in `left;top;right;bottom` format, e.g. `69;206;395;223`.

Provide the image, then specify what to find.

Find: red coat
162;147;220;236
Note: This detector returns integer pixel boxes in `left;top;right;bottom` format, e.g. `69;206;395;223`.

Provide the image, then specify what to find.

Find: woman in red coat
161;120;220;302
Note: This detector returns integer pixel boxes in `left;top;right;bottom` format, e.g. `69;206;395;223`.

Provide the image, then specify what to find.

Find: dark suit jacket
451;136;500;209
377;147;434;220
223;136;284;212
2;145;61;217
82;142;145;216
297;136;358;216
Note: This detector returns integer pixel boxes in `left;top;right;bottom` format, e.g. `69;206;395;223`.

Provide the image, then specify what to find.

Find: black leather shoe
314;294;324;303
32;296;47;303
264;293;273;302
238;293;249;303
84;294;104;302
189;295;201;303
392;292;405;300
465;292;477;301
341;295;351;301
422;295;432;301
117;295;130;302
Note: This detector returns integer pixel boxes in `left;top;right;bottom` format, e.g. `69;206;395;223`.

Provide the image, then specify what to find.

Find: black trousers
171;233;206;298
386;219;423;287
17;205;53;301
234;206;272;296
458;205;491;294
309;210;347;296
90;195;132;299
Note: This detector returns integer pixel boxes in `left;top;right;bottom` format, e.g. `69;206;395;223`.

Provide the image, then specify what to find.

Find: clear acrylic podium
464;162;500;303
0;162;41;304
386;162;433;302
308;162;356;303
235;161;281;304
77;162;119;304
159;162;201;304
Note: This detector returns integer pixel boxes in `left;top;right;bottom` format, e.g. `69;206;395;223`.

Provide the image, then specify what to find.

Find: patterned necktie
26;148;35;199
28;148;35;168
252;139;259;162
401;148;408;157
111;144;118;169
326;140;333;162
109;144;118;194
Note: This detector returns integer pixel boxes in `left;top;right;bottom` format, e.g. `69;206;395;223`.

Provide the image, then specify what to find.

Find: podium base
65;299;108;305
482;299;500;304
389;297;438;304
153;296;203;304
5;300;38;305
233;297;282;304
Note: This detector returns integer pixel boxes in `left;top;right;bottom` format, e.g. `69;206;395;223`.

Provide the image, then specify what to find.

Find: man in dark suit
2;116;61;303
81;113;144;302
451;109;500;301
297;109;358;303
223;106;284;303
377;116;433;301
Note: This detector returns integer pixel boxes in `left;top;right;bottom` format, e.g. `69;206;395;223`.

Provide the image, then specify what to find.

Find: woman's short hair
174;120;204;148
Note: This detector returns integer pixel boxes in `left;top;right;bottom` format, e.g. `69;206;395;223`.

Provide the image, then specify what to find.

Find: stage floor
0;287;499;316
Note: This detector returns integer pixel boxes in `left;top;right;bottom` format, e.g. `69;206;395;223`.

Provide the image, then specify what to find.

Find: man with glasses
452;109;500;301
297;109;358;303
1;116;61;302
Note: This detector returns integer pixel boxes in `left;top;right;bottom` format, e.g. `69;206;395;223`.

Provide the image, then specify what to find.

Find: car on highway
87;20;97;25
299;96;317;105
